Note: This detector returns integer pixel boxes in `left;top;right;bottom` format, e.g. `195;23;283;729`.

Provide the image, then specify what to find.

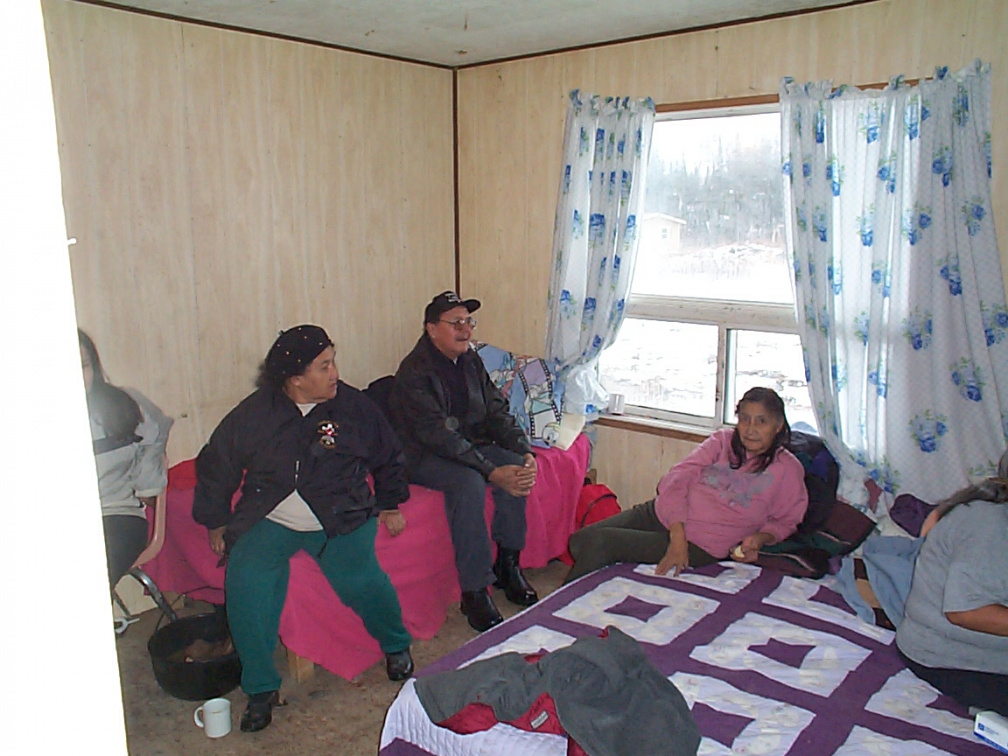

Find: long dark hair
931;449;1008;525
730;386;791;474
79;329;142;441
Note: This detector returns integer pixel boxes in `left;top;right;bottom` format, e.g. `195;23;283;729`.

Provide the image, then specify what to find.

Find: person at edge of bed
80;329;173;588
388;291;539;634
565;386;808;583
895;450;1008;717
192;325;414;733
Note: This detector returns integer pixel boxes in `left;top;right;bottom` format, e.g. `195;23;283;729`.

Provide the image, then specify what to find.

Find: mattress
380;562;990;755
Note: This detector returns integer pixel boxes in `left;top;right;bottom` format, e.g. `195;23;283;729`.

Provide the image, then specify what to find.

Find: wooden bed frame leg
286;647;315;683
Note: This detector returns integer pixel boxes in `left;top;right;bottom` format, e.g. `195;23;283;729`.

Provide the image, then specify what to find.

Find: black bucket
147;613;242;701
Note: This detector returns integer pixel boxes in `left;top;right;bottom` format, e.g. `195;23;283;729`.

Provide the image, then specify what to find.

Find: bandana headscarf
264;325;333;381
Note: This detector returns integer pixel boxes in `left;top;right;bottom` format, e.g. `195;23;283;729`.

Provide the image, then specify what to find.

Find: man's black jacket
192;381;409;550
388;335;532;477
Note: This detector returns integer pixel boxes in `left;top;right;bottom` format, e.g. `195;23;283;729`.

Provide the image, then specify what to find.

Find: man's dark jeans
408;444;527;592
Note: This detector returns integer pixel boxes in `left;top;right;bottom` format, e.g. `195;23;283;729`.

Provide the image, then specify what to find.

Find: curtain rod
654;77;924;113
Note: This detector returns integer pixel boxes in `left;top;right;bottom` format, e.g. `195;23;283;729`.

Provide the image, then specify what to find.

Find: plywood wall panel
522;56;570;352
394;63;457;355
592;426;701;510
456;0;1008;484
325;49;367;364
44;0;454;461
179;25;231;447
631;37;665;100
714;25;762;97
653;31;720;103
120;18;202;457
265;38;308;332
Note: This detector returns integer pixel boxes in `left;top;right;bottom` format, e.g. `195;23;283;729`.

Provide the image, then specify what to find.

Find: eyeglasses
439;317;477;329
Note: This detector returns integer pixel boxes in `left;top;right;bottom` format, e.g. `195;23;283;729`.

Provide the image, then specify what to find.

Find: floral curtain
780;60;1008;513
545;90;654;417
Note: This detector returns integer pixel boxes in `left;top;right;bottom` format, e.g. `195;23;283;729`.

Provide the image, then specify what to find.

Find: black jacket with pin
192;381;409;550
388;335;532;477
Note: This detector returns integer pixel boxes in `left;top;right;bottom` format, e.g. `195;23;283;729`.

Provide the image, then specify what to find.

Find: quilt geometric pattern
384;563;989;756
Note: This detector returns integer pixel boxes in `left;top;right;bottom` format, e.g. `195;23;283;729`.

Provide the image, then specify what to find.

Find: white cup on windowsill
606;393;626;415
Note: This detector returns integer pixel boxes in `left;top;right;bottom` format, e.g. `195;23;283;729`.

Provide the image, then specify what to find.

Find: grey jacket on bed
415;626;700;756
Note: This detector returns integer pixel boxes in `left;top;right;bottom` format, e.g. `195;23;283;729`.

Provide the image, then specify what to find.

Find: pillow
785;430;840;534
476;343;562;448
757;432;875;579
888;493;936;537
757;500;876;579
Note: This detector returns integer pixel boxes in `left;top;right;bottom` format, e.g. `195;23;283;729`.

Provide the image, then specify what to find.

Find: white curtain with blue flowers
545;90;654;417
781;61;1008;513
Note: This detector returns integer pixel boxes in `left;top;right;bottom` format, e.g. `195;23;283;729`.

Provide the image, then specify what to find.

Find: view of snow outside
599;111;817;430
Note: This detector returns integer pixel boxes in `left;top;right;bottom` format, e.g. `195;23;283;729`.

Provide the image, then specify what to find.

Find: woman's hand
379;509;407;537
208;526;227;556
731;532;774;563
656;523;689;577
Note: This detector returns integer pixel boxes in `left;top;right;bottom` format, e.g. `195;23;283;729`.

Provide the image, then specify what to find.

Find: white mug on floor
194;697;232;738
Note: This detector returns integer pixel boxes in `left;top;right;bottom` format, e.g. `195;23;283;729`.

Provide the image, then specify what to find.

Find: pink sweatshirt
654;428;808;558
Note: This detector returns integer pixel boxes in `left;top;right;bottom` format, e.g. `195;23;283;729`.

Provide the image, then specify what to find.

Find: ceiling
85;0;864;67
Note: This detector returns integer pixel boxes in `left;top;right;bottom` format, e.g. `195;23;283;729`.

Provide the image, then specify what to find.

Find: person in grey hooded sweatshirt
79;329;172;587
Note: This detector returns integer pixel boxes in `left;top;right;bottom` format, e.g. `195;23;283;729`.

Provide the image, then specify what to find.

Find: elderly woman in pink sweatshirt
565;387;808;582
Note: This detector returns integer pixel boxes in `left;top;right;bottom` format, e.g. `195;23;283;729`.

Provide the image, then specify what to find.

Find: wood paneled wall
43;0;455;462
456;0;1008;499
42;0;1008;499
591;426;704;510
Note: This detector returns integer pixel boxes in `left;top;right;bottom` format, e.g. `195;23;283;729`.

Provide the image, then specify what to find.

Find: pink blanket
143;434;589;680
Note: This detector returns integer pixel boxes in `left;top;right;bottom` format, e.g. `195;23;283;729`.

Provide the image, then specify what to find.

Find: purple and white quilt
380;563;990;755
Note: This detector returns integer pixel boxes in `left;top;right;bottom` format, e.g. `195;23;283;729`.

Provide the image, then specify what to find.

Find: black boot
240;690;286;733
460;589;503;632
385;648;414;681
493;547;539;607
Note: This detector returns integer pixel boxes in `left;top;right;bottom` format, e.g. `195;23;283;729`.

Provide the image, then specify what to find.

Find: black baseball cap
424;291;481;324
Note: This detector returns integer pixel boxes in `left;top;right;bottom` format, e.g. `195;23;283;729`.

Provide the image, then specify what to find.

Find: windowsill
594;414;711;442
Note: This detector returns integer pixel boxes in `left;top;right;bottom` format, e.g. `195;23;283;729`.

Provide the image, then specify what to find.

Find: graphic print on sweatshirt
699;462;775;509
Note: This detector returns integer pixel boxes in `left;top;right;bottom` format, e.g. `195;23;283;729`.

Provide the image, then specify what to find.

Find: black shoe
493;547;539;607
460;589;504;632
385;648;414;681
240;690;285;733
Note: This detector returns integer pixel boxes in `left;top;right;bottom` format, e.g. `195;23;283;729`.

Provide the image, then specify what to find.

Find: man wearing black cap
389;292;539;633
193;325;414;733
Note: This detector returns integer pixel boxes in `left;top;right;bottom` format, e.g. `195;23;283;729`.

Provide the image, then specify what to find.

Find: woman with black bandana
79;330;173;588
193;325;413;733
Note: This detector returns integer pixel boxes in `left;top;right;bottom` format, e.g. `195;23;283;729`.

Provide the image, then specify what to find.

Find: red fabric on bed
143;434;589;680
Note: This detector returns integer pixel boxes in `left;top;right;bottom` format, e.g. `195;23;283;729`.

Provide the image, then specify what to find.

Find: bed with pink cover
142;432;590;681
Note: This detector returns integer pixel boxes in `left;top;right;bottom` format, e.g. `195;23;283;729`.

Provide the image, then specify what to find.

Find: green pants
225;517;411;695
565;499;718;583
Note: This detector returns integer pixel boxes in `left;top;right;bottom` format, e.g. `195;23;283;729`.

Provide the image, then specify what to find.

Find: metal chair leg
111;588;140;635
128;566;179;623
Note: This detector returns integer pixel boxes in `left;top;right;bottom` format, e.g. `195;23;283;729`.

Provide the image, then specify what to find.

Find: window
599;104;817;431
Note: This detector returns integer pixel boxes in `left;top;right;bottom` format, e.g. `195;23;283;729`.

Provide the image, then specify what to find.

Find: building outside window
599;104;817;431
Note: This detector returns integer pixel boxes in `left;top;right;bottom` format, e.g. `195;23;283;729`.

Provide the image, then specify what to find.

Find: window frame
607;97;802;431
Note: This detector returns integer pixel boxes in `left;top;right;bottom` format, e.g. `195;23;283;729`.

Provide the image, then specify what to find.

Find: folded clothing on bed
414;626;700;756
